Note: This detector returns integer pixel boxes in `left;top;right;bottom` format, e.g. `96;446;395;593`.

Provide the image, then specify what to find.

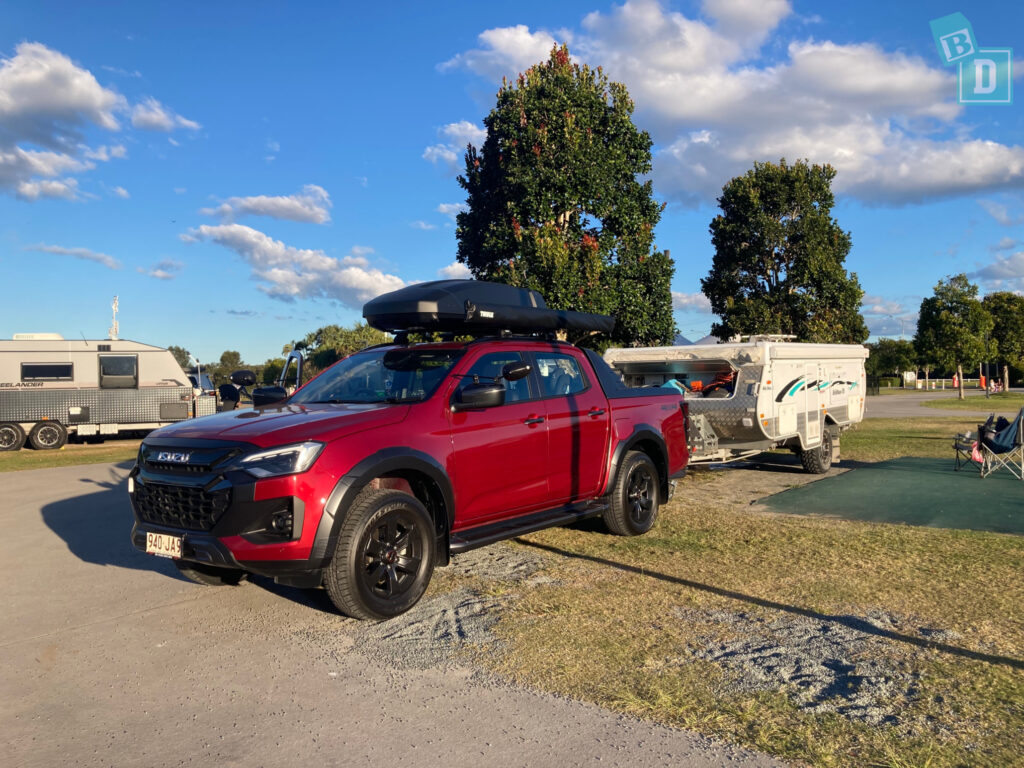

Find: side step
449;500;610;555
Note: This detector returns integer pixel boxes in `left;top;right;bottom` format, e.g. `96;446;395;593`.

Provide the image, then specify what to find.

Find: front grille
134;482;231;531
144;461;211;474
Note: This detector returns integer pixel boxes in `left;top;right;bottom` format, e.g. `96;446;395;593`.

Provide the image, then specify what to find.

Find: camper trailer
0;334;216;451
604;336;868;473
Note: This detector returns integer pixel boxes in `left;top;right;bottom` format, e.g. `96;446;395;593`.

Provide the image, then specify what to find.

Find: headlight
236;441;325;478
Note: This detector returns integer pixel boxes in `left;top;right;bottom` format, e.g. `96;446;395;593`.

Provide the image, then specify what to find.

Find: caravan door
803;363;821;446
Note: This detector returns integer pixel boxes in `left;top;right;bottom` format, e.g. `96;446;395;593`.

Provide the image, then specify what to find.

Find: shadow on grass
515;538;1024;671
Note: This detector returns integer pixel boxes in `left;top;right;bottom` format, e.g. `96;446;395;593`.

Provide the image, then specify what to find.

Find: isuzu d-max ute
129;281;689;619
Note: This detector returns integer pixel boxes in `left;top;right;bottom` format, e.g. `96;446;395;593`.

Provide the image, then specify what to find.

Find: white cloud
442;0;1024;206
671;291;712;312
439;261;472;279
174;187;187;194
112;185;129;199
200;184;332;224
422;121;487;173
84;144;127;161
978;199;1024;226
971;250;1024;292
16;177;80;201
860;295;905;316
131;96;200;131
991;236;1019;252
26;242;120;269
440;25;558;81
437;202;467;219
411;220;437;230
182;224;404;307
138;259;182;280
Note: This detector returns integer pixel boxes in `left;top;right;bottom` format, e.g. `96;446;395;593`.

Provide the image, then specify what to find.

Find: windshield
290;347;465;405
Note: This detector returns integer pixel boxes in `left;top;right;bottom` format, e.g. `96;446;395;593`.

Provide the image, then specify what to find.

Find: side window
21;363;73;381
456;351;532;403
535;353;587;397
98;354;138;389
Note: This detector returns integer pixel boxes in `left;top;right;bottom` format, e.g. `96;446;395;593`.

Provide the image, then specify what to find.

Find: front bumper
128;437;335;583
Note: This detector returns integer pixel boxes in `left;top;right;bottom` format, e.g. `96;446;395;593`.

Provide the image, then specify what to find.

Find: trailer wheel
28;421;67;450
0;422;26;451
800;429;832;474
173;560;246;586
603;450;660;536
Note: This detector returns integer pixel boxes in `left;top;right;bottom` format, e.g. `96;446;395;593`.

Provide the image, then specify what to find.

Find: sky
1;0;1023;364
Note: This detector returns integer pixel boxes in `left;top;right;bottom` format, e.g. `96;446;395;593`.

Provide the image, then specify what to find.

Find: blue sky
1;1;1022;363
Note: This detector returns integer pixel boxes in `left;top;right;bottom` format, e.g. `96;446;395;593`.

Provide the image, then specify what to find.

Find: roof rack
363;279;615;336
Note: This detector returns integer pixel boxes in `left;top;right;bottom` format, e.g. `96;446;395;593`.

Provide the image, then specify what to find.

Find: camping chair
979;408;1024;480
953;414;993;472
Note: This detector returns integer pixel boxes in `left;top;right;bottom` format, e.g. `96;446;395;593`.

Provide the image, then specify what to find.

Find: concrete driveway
1;462;784;768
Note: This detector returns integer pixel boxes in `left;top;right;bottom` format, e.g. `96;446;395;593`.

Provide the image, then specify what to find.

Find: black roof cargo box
363;279;615;335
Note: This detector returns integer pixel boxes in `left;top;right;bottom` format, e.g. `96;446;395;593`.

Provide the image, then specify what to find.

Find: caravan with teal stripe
604;336;869;475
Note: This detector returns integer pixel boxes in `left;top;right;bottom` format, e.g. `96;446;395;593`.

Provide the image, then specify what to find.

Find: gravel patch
353;542;550;671
674;608;928;725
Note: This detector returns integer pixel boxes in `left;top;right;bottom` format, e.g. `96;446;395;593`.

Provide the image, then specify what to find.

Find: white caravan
0;334;216;450
603;336;869;473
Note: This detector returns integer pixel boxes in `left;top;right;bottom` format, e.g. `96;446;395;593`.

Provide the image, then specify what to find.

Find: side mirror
502;362;531;381
231;369;257;387
452;382;506;412
252;386;288;407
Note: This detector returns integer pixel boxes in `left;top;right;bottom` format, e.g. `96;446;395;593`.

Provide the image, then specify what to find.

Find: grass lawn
483;418;1024;767
921;392;1024;412
0;440;139;472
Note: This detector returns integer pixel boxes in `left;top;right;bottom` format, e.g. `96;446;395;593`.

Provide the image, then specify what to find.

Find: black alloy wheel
603;450;661;536
324;488;436;620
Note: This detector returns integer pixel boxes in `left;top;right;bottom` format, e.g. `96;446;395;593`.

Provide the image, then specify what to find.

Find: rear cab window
534;352;588;397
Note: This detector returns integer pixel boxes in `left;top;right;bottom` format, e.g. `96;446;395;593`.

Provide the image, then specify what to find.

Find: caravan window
21;363;73;381
99;354;138;389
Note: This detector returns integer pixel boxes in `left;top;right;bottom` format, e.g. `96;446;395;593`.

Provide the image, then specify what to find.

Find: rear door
534;350;610;503
448;349;550;526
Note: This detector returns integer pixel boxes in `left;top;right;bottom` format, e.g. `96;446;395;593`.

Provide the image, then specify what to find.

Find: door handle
588;408;606;417
523;416;545;425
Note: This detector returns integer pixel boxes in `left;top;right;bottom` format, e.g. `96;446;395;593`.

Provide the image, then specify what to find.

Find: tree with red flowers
455;45;675;347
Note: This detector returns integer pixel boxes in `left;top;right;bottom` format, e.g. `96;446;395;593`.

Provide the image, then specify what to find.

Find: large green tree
455;45;675;347
167;345;191;370
982;291;1024;387
292;322;389;373
914;274;995;399
701;159;867;343
866;338;917;385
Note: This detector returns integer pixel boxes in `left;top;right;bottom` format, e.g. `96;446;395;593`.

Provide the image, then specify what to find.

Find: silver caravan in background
0;334;216;451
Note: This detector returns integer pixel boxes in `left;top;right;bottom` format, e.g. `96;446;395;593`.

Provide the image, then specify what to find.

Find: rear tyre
0;422;26;451
800;429;833;474
603;450;660;536
324;488;435;621
28;421;67;450
173;560;246;586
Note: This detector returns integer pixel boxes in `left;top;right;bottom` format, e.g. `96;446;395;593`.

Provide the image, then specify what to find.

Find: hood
151;402;409;447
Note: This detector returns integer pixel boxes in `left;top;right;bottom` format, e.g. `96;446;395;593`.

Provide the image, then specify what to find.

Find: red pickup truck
129;281;689;619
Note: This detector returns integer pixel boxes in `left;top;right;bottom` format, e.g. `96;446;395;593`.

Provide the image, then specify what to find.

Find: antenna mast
108;295;120;340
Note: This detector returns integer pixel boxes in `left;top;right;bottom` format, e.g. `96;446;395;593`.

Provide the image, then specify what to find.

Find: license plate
146;532;182;558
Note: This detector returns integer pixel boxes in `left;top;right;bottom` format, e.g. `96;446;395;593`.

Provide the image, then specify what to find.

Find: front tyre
173;560;246;586
324;489;435;621
603;450;660;536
